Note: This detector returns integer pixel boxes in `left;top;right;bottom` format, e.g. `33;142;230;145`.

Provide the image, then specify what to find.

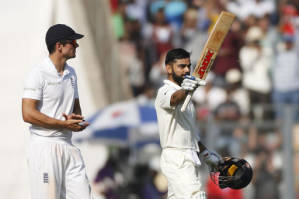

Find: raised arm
170;76;206;107
170;89;188;106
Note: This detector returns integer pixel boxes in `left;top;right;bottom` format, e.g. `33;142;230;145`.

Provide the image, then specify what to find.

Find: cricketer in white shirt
23;57;79;139
23;57;93;199
22;24;93;199
154;48;221;199
155;80;199;151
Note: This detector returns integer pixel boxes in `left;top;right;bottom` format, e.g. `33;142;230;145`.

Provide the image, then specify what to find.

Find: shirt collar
45;57;70;77
163;79;181;90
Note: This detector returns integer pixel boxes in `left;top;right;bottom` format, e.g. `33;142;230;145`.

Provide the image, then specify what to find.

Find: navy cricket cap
45;24;84;46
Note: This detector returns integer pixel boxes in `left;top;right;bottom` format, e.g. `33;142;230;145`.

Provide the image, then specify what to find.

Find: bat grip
181;92;192;112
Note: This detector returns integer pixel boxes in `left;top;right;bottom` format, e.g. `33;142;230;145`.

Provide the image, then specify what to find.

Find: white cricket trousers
27;135;93;199
161;148;206;199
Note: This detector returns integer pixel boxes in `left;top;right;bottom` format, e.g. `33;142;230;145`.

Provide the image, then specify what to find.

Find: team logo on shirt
47;81;61;86
24;87;37;91
43;173;48;183
70;77;75;88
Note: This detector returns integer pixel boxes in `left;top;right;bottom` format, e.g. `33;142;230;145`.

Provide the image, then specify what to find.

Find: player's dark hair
47;40;68;54
47;43;56;54
165;48;190;65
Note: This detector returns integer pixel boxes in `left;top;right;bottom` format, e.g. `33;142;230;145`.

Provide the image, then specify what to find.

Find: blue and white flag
74;100;159;147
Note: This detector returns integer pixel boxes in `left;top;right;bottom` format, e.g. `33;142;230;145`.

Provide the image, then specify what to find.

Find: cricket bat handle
181;92;192;112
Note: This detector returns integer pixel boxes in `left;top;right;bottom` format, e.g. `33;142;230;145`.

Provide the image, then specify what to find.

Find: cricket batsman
155;48;222;199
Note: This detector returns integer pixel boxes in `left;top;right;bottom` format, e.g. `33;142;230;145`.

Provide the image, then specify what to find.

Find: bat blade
193;11;235;80
181;11;235;112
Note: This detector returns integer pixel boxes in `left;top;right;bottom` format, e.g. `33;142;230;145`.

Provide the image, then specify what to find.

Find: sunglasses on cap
59;39;78;46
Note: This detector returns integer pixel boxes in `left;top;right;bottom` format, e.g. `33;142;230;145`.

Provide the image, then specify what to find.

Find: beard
172;71;184;85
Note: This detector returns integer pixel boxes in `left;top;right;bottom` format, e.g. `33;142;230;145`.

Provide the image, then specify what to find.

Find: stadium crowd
93;0;299;199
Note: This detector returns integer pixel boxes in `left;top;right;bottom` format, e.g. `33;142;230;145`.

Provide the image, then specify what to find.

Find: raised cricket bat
181;11;235;112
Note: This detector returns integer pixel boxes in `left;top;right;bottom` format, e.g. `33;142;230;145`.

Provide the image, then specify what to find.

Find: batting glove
200;149;222;170
181;75;207;91
197;78;207;87
181;75;198;91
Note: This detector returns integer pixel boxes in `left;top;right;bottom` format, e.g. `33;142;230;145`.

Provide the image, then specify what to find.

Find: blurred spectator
128;164;151;198
193;0;212;32
118;34;145;97
111;1;127;40
242;15;258;33
127;53;145;97
251;147;281;199
139;155;167;199
149;0;166;19
279;4;297;36
193;73;226;121
244;127;282;199
136;84;156;105
125;0;148;25
126;144;167;199
214;87;242;122
124;18;143;49
258;15;279;50
151;8;174;59
204;0;225;32
164;0;187;31
272;34;299;121
93;154;123;199
93;147;132;199
226;0;275;20
225;69;250;118
239;26;273;120
149;52;167;90
180;8;199;45
213;83;244;157
142;6;175;76
110;0;119;13
212;20;243;86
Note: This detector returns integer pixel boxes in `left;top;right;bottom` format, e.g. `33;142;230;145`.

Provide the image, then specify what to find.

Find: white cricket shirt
23;57;79;139
155;80;200;151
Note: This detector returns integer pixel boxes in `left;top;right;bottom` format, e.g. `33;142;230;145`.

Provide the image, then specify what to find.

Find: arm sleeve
157;86;176;110
22;68;43;100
